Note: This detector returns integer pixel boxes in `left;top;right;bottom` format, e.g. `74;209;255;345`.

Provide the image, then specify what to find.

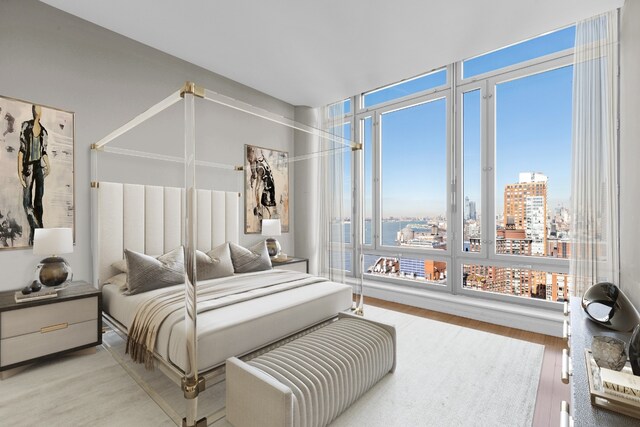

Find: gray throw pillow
229;241;272;273
196;243;234;280
125;247;184;295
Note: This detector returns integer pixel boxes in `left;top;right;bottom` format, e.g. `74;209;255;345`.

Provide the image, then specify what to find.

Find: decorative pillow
124;247;185;295
104;272;128;290
196;243;234;280
112;259;128;273
229;241;272;273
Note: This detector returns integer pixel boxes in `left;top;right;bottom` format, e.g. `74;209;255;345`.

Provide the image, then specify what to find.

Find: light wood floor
365;297;569;427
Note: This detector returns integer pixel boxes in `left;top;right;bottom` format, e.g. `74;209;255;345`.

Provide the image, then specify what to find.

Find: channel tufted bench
225;312;396;427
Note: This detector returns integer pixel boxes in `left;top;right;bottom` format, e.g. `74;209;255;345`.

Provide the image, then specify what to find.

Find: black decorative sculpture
629;324;640;376
581;282;640;332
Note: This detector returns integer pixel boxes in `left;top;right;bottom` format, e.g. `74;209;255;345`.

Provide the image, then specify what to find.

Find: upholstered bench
225;312;396;427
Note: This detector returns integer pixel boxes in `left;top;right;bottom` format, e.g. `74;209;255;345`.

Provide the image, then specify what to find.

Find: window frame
334;26;584;308
454;53;574;306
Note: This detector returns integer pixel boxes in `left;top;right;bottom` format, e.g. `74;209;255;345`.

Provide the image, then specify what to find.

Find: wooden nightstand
271;257;309;273
0;281;101;379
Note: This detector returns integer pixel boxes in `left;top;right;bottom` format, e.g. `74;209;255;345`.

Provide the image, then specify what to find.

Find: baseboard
358;281;564;337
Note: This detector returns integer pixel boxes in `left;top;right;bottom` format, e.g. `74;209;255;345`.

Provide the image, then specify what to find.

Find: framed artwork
244;144;289;234
0;95;74;249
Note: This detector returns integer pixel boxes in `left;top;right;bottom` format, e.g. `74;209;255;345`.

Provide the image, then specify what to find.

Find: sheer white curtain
315;103;346;282
570;10;619;297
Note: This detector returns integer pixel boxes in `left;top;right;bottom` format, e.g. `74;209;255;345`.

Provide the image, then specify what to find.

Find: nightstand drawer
1;319;98;367
1;297;98;339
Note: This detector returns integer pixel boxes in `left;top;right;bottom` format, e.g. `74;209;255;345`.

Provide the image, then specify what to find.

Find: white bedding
102;270;353;373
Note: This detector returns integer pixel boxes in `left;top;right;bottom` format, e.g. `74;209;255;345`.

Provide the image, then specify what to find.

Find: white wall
620;0;640;310
0;0;295;292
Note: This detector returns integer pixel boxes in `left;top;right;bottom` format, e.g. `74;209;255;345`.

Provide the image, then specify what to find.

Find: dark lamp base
265;238;281;258
38;256;73;287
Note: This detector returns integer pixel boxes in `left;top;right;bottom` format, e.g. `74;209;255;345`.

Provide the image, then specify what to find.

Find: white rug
330;306;544;427
0;306;543;427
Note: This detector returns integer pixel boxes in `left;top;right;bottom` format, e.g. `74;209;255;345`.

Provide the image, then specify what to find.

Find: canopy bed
90;82;374;426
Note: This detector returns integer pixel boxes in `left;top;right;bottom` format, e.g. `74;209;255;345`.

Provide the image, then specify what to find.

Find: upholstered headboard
94;182;240;287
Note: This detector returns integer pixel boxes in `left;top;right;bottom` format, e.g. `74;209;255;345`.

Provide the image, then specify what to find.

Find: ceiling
41;0;624;107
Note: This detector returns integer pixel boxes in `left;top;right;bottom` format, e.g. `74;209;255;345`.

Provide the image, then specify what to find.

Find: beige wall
620;0;640;309
0;0;294;291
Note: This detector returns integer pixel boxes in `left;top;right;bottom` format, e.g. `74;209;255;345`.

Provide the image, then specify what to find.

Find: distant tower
464;196;470;221
469;200;477;220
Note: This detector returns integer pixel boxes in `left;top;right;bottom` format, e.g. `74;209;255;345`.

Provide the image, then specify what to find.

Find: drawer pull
563;319;571;340
561;349;572;384
564;301;570;316
560;401;573;427
40;322;69;334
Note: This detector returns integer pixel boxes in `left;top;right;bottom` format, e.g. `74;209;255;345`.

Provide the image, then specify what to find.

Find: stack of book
601;367;640;404
14;287;59;303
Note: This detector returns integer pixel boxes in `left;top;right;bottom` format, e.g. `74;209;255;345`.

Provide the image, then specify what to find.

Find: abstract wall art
0;95;74;249
244;144;288;234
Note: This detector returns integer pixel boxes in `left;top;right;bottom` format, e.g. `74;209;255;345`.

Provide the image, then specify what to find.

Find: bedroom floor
366;297;570;427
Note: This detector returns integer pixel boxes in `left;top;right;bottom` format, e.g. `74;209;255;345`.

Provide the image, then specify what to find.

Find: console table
565;298;638;426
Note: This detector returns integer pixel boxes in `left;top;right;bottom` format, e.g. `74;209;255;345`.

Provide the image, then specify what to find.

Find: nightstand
0;281;101;379
271;257;309;274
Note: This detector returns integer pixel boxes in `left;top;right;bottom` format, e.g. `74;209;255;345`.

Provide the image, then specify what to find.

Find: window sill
348;277;564;337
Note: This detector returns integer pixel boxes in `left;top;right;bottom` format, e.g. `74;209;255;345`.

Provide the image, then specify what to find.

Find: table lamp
33;228;74;287
261;219;282;258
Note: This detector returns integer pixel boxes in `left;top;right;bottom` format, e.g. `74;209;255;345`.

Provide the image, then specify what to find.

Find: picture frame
244;144;289;234
0;95;75;250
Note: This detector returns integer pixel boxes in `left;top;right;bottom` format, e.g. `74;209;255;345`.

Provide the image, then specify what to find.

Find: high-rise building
464;196;477;221
504;172;548;255
469;200;477;220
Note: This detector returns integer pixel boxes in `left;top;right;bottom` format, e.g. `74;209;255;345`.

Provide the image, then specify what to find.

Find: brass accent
351;142;363;151
90;181;99;188
90;143;103;151
234;165;244;171
180;81;205;99
41;322;68;334
182;417;207;427
353;306;364;316
182;376;206;399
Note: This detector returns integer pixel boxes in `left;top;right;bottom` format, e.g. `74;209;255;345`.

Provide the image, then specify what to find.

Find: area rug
0;347;174;427
0;306;543;427
328;306;544;427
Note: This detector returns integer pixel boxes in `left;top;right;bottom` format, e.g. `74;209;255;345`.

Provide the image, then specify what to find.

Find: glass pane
462;90;481;252
381;99;447;250
363;116;373;245
330;123;351;246
365;254;447;285
364;69;447;108
463;264;569;302
333;249;352;273
463;26;575;79
343;122;352;245
328;99;350;118
495;66;573;259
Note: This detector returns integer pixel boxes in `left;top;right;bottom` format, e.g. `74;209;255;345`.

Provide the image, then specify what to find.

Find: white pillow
112;259;128;273
104;272;128;290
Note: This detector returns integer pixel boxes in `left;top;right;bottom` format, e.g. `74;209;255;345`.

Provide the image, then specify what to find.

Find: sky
356;25;577;218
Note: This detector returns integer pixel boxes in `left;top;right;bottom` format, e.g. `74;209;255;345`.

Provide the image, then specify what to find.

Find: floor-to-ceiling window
338;25;576;307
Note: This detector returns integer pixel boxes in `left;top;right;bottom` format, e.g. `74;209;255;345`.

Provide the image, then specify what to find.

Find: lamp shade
33;228;73;256
261;219;281;237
